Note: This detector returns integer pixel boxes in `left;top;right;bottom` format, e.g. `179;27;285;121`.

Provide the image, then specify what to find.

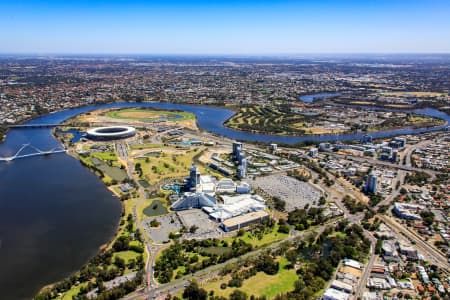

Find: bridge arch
0;144;67;162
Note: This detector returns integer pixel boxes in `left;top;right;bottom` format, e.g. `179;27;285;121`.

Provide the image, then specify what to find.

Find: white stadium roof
86;126;136;139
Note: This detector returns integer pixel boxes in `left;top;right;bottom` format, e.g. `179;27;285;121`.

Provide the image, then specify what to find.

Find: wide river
0;101;448;299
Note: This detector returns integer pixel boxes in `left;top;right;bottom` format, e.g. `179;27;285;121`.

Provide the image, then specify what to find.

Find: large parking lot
144;214;182;243
177;209;224;239
253;174;322;211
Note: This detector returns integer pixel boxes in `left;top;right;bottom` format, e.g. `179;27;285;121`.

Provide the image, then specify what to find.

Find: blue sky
1;0;449;54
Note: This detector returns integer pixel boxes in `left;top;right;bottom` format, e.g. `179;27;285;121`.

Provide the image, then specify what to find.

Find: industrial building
393;202;424;220
205;194;266;222
343;259;362;270
378;146;399;162
322;288;350;300
236;182;251;194
389;137;406;149
208;162;233;176
322;259;363;300
319;142;333;152
216;178;237;194
215;178;251;194
329;280;353;294
221;210;269;232
308;148;318;157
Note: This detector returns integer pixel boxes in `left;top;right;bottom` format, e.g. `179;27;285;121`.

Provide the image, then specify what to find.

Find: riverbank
0;126;8;144
34;144;147;299
2;101;450;149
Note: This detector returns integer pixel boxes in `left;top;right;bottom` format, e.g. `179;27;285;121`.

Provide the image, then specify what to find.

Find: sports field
106;108;195;122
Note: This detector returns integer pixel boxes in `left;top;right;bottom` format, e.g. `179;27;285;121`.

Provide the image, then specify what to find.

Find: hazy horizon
1;0;450;54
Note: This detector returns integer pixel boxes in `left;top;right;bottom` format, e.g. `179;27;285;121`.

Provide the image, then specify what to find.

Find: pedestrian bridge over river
0;144;67;162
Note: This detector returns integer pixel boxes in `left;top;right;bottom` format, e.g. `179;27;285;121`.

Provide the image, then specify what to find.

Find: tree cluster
154;238;253;283
274;222;370;300
287;206;324;231
342;195;366;213
405;171;431;185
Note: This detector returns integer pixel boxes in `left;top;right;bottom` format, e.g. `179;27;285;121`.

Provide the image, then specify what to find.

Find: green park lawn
223;224;288;248
135;149;201;184
241;257;297;298
114;250;141;264
59;282;87;300
91;151;118;162
204;257;297;299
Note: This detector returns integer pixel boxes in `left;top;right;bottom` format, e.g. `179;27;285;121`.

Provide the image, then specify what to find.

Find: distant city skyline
1;0;450;54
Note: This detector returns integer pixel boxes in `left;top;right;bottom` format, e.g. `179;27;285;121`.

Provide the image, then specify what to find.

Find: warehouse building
329;280;353;294
221;210;269;232
322;288;350;300
393;202;423;220
216;178;237;194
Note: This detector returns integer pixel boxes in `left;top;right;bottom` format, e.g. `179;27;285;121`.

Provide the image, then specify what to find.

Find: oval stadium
86;126;136;140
